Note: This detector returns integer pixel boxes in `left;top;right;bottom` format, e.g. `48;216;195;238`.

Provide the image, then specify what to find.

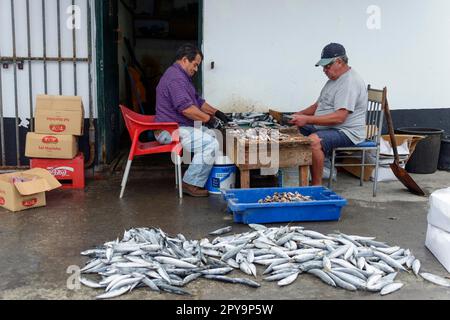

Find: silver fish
182;273;202;286
264;272;297;282
366;279;394;292
380;282;404;295
308;269;336;287
210;226;233;236
221;243;247;261
79;277;105;289
406;255;416;269
330;270;367;290
323;256;332;271
154;281;191;295
248;224;267;231
278;272;299;287
420;272;450;287
373;251;407;271
293;253;317;263
412;259;421;276
141;277;160;292
96;285;131;300
201;267;234;275
326;271;357;291
154;256;197;269
367;273;383;287
328;244;351;259
108;277;143;292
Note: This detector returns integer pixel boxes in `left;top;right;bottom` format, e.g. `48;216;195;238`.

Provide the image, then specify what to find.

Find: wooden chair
328;86;386;197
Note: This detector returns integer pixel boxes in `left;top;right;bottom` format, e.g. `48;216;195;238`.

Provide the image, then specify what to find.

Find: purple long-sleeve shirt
155;63;205;127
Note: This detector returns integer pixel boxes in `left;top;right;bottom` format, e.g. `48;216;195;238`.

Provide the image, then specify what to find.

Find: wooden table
226;128;312;188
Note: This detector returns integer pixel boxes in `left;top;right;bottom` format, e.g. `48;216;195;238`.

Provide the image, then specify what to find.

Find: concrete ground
1;158;450;300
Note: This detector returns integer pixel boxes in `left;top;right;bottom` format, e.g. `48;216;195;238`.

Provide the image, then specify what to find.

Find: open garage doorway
118;0;201;116
107;0;201;171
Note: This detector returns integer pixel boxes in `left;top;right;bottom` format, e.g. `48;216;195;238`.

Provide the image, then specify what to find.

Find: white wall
0;0;97;121
203;0;450;112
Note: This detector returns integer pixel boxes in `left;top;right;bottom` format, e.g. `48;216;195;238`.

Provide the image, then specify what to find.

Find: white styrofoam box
371;165;397;182
427;187;450;233
370;163;407;182
379;137;410;157
425;223;450;273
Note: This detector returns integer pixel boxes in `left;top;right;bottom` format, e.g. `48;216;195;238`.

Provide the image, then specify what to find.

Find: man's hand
214;110;231;124
289;115;310;127
206;116;224;129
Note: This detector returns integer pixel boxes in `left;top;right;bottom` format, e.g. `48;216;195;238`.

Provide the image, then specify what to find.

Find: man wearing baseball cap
290;43;368;186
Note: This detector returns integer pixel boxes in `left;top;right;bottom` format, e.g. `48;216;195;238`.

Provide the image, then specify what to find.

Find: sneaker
182;182;209;197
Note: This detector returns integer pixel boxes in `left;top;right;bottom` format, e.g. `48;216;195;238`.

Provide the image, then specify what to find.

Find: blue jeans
156;126;220;188
300;125;354;157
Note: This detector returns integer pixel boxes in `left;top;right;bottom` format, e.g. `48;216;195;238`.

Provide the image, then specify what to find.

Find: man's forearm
291;109;348;127
182;105;211;122
297;103;318;116
305;111;347;126
200;102;217;116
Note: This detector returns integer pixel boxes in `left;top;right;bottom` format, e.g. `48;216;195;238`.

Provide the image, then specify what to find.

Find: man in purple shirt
155;44;230;197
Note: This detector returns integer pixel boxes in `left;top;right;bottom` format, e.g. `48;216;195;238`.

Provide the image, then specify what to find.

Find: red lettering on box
50;124;66;133
0;197;5;205
42;136;59;144
22;198;38;207
48;166;74;178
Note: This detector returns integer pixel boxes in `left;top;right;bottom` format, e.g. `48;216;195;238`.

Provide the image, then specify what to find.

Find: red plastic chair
119;105;183;198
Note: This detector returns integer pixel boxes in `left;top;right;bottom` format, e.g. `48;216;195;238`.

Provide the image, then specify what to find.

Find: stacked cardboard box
25;95;84;159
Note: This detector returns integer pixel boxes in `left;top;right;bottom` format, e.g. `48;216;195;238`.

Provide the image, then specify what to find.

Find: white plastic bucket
206;159;237;194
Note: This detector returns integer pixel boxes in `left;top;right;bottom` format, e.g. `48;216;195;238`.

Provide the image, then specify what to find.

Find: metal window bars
0;0;94;169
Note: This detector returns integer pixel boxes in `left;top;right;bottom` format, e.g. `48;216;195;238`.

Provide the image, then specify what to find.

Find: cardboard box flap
36;95;83;112
13;168;62;195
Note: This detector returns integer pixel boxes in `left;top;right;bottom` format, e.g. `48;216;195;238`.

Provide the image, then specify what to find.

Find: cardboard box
341;135;424;181
0;168;61;212
35;95;84;136
25;133;78;159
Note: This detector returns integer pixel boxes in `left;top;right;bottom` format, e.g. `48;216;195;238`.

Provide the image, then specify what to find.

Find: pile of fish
227;128;292;143
258;192;313;203
227;112;284;129
79;225;450;299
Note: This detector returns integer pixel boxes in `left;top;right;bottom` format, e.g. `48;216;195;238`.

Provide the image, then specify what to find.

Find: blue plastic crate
222;186;347;224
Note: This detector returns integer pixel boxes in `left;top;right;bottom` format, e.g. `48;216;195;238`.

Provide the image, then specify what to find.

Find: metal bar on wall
87;0;93;117
72;0;78;95
42;0;48;93
1;57;89;62
87;0;93;116
11;0;21;166
85;0;95;167
0;52;5;166
57;0;63;94
26;0;34;132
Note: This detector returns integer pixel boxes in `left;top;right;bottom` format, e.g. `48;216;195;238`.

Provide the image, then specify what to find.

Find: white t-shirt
314;68;368;144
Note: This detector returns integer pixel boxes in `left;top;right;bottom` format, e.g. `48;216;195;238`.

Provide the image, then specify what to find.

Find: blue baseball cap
315;43;346;67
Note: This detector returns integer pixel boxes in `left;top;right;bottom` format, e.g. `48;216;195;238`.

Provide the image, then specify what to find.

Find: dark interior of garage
107;0;201;171
118;0;200;116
